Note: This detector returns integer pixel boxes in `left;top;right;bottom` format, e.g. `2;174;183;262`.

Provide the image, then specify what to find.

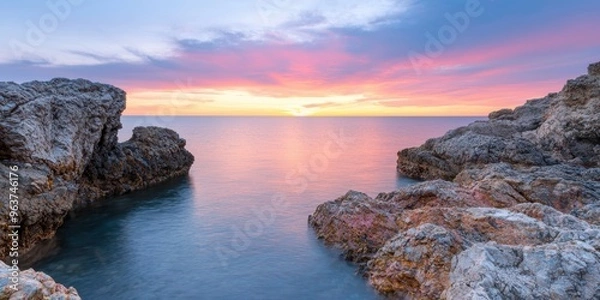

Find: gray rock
363;203;599;299
316;198;600;299
572;203;600;226
443;242;600;300
308;190;399;263
397;62;600;180
0;78;124;179
78;126;194;204
455;163;600;212
367;224;463;299
310;61;600;299
589;62;600;76
0;79;194;260
308;180;507;263
0;261;81;299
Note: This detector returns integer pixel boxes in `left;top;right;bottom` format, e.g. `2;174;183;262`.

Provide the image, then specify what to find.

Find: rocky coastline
310;62;600;299
0;78;194;298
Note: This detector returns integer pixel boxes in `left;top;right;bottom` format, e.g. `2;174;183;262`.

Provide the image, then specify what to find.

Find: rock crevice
310;62;600;299
0;78;194;261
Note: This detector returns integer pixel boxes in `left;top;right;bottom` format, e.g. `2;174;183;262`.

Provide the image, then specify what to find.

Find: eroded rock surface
397;62;600;180
79;126;195;203
310;62;600;299
0;79;194;260
0;261;81;300
443;241;600;300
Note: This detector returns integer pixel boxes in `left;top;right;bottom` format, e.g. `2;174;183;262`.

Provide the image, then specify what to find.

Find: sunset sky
1;0;599;116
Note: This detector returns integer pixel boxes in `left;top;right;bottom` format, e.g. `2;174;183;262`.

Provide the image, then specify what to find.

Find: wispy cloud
1;0;599;116
0;0;416;66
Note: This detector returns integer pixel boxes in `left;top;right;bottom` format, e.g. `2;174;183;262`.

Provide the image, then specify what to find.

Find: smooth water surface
33;117;483;300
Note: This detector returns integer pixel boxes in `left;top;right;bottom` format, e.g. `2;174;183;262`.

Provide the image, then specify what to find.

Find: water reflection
32;117;482;300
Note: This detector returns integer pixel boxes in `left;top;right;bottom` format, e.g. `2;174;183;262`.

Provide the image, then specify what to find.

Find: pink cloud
121;15;599;115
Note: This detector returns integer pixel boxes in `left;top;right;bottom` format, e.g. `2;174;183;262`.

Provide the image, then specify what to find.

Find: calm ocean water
32;116;483;300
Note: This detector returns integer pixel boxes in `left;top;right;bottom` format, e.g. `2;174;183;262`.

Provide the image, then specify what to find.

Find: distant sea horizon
121;114;489;117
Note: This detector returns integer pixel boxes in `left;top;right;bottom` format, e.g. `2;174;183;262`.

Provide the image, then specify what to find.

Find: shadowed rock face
310;62;600;299
79;126;195;204
0;79;194;262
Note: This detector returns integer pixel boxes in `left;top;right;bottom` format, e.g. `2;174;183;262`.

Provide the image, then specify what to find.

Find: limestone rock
0;261;81;300
309;181;501;263
312;194;600;298
308;190;399;263
0;79;194;260
397;62;600;180
366;224;463;299
443;242;600;300
572;203;600;226
455;163;600;212
310;61;600;299
78;126;195;203
0;78;125;179
366;203;598;299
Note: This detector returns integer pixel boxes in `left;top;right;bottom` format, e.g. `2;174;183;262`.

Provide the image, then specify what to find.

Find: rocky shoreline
0;79;194;298
310;62;600;299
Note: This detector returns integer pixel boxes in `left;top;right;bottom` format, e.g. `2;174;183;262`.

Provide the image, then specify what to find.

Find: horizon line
121;114;489;118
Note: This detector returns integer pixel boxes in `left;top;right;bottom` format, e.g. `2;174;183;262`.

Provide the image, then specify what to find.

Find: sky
1;0;599;116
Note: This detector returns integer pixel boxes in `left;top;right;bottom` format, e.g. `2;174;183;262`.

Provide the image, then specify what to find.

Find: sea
31;116;484;300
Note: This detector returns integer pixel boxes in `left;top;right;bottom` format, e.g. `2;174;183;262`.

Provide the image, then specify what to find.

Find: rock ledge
0;79;194;298
310;62;600;299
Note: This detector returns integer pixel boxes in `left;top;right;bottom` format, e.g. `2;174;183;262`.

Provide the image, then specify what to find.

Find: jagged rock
455;163;600;212
308;181;504;262
397;62;600;179
589;62;600;76
372;180;497;209
0;78;124;179
0;79;194;260
443;242;600;300
0;261;81;299
308;190;399;263
367;224;463;299
78;126;194;203
367;203;598;299
314;198;600;299
395;206;561;247
310;62;600;299
572;203;600;226
508;203;593;231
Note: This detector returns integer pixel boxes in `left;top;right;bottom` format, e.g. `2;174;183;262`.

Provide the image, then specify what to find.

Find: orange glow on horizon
118;19;597;117
122;76;566;117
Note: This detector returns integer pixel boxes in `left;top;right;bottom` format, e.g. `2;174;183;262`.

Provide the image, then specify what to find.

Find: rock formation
310;62;600;299
0;78;194;295
0;261;81;299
